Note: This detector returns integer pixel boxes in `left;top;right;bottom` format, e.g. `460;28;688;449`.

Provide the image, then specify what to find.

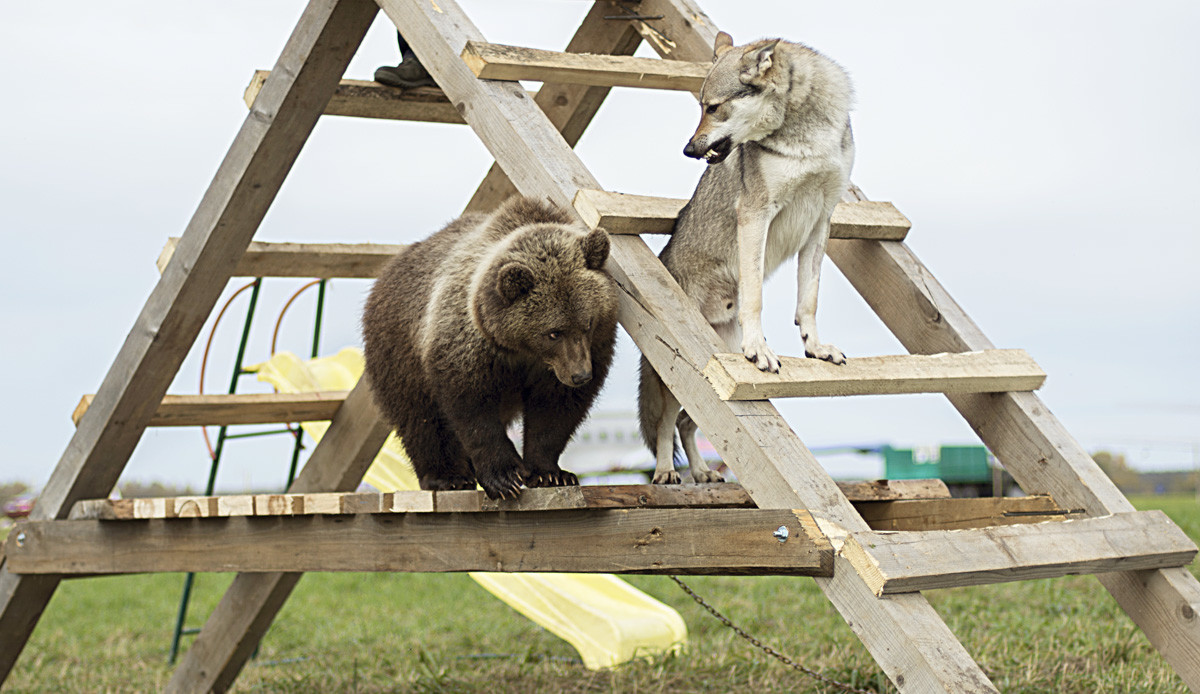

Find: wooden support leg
828;235;1200;689
166;4;645;692
0;0;378;682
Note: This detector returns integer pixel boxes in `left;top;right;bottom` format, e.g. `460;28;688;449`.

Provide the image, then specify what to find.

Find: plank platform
573;189;911;240
65;480;952;520
704;349;1046;400
842;510;1198;595
71;392;348;427
5;508;832;577
855;495;1084;531
245;70;465;123
157;238;402;278
461;41;708;92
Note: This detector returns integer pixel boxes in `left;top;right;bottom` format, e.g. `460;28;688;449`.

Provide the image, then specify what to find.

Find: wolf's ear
580;228;610;270
713;31;734;61
740;39;780;84
497;262;535;303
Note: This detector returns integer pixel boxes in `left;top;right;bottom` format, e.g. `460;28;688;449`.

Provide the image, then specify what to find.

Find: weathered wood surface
843;510;1197;596
854;495;1082;531
72;392;348;427
703;349;1046;401
245;70;465;123
67;480;952;520
6;509;832;577
0;0;380;682
157;238;402;278
461;41;708;92
572;189;911;239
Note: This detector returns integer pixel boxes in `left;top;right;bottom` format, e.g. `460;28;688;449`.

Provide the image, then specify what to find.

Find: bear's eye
547;331;562;341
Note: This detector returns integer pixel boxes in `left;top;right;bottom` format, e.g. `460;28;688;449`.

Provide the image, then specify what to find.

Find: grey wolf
363;197;618;499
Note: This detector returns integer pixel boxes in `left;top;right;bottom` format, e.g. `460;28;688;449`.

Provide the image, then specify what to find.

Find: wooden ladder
1;1;1198;692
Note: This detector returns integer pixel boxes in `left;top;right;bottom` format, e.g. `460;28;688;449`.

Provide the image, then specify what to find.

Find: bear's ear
713;31;734;61
497;262;535;304
581;228;610;270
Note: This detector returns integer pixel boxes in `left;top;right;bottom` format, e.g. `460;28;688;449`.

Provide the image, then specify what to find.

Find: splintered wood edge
703;349;1047;400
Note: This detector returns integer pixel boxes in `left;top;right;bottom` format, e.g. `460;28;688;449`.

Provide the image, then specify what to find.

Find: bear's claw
526;470;579;488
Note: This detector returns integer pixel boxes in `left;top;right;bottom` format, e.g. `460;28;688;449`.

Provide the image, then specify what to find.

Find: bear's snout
570;370;592;387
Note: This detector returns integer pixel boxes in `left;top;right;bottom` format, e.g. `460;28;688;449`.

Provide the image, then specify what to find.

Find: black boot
374;50;436;89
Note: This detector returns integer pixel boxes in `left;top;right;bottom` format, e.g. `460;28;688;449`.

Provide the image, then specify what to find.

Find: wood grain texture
843;510;1197;595
0;0;380;682
157;238;403;278
854;495;1082;532
6;509;833;577
245;70;465;123
461;41;708;92
72;392;348;427
703;349;1045;400
572;189;911;239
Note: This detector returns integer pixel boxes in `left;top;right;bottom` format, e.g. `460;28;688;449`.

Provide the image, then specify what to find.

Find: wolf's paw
653;469;681;485
691;468;724;484
525;470;579;487
805;342;846;365
742;335;780;373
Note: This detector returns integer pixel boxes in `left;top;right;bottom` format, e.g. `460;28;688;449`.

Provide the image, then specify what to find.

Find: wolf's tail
638;356;678;463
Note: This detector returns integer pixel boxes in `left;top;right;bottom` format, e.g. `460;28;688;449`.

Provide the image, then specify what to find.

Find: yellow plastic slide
251;348;686;669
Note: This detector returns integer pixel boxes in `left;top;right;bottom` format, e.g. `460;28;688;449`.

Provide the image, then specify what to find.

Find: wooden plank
66;480;952;520
0;0;380;682
245;69;465;123
842;511;1197;596
703;349;1045;401
6;509;832;577
572;189;911;240
157;238;402;278
461;41;708;92
71;392;348;427
854;495;1082;532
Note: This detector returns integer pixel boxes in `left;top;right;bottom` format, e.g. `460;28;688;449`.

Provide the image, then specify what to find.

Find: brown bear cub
362;196;618;500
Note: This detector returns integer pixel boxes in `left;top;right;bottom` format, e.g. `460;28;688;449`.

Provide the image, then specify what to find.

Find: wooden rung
67;480;952;520
461;42;708;92
572;189;911;240
71;392;348;427
842;510;1198;596
704;349;1046;400
245;70;464;123
855;495;1084;532
157;238;403;278
5;508;833;577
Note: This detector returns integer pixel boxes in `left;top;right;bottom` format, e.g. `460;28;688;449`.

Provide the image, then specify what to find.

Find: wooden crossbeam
245;70;465;123
572;189;911;239
71;392;348;427
5;508;832;577
157;238;401;278
703;349;1046;400
855;495;1082;531
843;510;1198;596
66;480;953;520
461;41;708;91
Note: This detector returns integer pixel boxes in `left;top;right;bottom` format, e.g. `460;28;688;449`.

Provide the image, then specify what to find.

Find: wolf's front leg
737;205;780;373
794;215;844;365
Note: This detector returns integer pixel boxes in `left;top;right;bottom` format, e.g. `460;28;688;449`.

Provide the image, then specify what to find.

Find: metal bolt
773;525;789;543
15;532;26;548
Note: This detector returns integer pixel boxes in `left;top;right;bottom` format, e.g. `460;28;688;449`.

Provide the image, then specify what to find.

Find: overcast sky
1;1;1197;491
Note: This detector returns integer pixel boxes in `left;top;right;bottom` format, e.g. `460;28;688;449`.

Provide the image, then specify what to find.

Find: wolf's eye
547;331;562;341
705;104;719;114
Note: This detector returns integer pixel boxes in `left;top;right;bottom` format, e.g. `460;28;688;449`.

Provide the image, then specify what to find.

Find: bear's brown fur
362;196;618;499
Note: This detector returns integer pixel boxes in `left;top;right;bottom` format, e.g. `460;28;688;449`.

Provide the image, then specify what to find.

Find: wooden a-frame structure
3;1;1199;691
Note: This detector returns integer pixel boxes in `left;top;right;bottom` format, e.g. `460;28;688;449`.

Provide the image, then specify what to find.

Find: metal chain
669;576;882;694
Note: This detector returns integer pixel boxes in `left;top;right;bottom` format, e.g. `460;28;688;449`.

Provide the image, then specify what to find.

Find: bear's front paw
478;467;524;500
652;469;681;484
526;470;579;487
420;475;477;492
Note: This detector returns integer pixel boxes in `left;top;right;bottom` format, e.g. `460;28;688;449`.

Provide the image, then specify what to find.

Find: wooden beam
157;238;401;278
6;509;832;577
461;41;708;92
245;70;464;123
842;510;1198;596
572;189;911;240
71;392;348;427
0;0;379;682
854;495;1083;532
67;480;952;520
703;349;1046;401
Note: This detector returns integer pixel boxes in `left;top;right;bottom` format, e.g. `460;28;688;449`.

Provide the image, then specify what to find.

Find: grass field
3;495;1197;693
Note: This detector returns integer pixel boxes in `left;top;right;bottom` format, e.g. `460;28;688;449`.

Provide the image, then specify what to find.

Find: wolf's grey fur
639;32;855;484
